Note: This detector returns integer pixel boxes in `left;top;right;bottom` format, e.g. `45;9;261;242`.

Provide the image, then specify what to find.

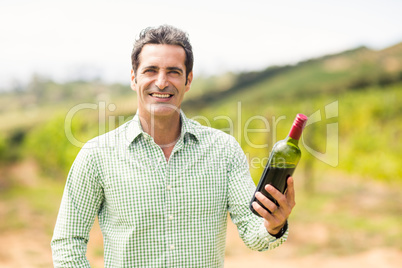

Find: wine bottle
250;113;308;217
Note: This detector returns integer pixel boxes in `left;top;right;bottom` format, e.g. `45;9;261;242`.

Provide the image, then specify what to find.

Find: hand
251;176;296;236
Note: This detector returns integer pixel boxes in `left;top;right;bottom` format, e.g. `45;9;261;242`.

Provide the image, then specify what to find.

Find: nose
155;72;168;90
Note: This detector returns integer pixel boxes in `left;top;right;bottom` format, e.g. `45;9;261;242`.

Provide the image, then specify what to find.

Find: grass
0;173;64;234
290;172;402;255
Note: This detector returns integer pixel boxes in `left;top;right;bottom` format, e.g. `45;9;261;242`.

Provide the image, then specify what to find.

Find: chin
146;103;181;117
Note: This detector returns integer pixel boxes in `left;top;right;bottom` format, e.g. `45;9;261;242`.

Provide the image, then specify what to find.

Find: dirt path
1;160;401;267
224;249;402;268
0;230;52;268
224;219;402;268
0;218;401;267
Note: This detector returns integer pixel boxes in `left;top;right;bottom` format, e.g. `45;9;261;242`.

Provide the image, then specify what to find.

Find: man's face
131;44;193;120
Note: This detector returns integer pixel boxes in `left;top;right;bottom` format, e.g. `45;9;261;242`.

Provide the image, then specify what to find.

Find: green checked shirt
51;111;288;268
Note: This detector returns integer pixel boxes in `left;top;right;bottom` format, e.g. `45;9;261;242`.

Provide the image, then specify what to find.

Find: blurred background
1;0;401;267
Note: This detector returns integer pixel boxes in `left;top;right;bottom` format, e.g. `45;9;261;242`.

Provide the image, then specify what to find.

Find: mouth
150;93;173;99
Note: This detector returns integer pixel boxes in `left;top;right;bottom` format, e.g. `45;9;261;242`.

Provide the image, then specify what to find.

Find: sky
1;0;402;89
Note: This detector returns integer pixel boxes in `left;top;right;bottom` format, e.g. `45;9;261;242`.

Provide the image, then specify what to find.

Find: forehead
138;44;186;69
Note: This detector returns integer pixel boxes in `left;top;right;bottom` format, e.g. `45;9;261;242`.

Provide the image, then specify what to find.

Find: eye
144;69;156;73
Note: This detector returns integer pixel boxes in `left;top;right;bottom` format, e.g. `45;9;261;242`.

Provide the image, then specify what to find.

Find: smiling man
51;25;295;268
131;43;192;160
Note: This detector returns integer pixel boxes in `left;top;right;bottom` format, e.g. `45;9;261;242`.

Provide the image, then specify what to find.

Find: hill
183;43;402;184
185;43;402;109
1;42;402;183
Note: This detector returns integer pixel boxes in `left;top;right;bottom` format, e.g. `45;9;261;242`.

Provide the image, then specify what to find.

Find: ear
185;71;193;92
130;69;137;91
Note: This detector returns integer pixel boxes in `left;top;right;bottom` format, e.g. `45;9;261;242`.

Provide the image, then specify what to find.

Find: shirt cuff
258;221;289;250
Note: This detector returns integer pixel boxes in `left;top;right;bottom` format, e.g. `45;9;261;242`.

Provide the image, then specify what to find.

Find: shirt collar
125;109;199;148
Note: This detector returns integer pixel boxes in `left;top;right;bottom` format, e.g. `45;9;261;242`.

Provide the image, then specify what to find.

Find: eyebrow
167;67;184;74
142;66;184;74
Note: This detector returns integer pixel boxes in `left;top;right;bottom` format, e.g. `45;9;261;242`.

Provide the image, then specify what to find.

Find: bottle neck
288;113;308;141
288;125;303;141
285;135;299;146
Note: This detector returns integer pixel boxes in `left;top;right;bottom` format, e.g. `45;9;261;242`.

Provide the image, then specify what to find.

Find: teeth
152;93;171;98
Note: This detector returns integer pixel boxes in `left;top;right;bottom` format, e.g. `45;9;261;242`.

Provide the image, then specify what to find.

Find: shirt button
170;245;175;250
168;215;174;220
167;185;172;190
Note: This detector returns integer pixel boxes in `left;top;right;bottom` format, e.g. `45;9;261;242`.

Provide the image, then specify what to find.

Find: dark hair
131;25;194;81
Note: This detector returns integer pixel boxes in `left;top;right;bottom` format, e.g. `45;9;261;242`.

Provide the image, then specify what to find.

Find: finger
251;201;274;221
265;184;288;211
285;176;296;208
255;192;278;214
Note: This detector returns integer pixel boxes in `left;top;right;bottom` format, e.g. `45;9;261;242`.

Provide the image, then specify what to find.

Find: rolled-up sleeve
226;137;288;251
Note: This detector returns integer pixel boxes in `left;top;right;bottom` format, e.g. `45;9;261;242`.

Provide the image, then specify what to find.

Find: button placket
165;155;175;261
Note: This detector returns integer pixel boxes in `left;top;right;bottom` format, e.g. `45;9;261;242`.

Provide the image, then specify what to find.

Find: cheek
131;83;137;92
136;80;152;94
173;79;188;91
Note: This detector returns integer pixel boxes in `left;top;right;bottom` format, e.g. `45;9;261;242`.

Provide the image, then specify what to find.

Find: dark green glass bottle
250;114;308;217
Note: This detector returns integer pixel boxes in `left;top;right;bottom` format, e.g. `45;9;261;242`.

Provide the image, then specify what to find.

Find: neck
138;111;182;159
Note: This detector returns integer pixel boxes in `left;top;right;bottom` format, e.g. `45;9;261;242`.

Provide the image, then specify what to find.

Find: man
51;25;295;267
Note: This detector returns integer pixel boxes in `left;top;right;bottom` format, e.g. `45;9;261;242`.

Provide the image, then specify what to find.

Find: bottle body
249;113;307;217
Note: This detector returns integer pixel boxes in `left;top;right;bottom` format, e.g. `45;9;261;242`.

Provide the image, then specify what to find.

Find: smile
150;93;172;98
